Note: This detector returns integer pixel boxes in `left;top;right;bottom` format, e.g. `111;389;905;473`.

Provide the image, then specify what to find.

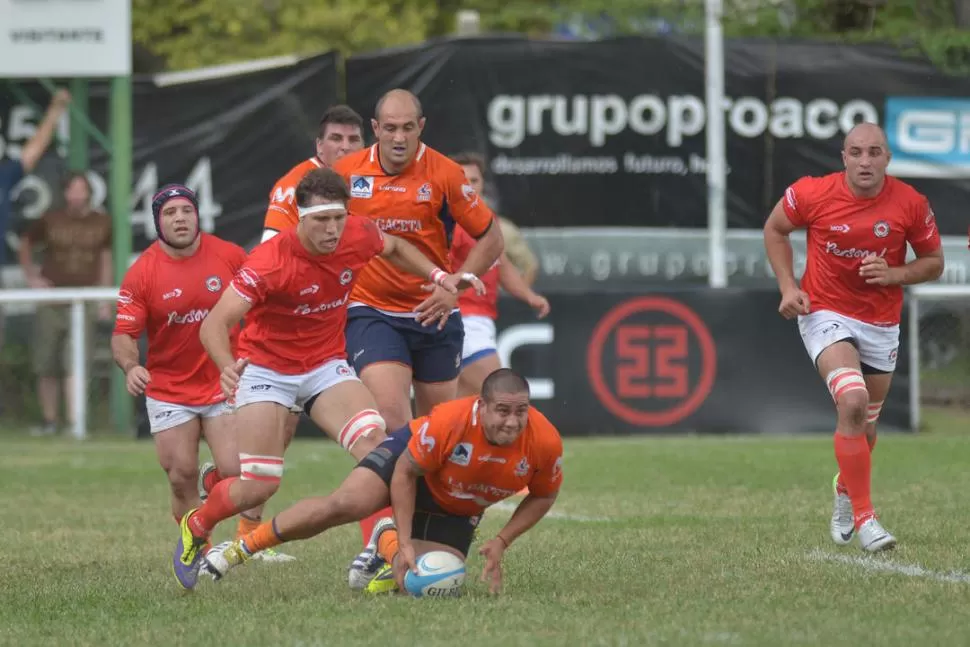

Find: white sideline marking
490;500;610;522
808;549;970;584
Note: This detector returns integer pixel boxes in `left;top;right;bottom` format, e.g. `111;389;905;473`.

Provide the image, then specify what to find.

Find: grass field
2;410;969;647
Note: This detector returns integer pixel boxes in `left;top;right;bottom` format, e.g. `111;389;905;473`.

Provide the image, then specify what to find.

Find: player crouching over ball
203;368;563;596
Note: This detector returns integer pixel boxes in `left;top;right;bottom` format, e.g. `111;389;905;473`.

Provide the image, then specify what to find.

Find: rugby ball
403;551;466;598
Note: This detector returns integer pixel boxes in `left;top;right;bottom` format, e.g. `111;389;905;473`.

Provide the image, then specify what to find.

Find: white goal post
0;287;119;440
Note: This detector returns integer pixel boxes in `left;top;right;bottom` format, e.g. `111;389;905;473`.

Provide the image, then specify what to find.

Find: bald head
375;89;423;122
843;122;888;152
841;122;890;196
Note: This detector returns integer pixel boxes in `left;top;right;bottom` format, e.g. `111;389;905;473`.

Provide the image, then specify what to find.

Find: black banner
494;288;911;435
1;52;339;263
347;37;970;235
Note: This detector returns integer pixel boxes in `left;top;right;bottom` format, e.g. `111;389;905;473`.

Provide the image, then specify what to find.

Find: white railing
908;284;970;432
0;287;119;440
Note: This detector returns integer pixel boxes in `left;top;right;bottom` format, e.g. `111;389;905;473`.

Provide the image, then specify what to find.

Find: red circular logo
586;297;717;427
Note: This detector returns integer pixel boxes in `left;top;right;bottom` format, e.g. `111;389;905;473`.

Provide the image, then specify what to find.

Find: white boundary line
489;500;610;522
808;548;970;584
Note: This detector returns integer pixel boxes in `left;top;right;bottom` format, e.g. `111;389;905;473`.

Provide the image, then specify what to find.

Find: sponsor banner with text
347;37;970;235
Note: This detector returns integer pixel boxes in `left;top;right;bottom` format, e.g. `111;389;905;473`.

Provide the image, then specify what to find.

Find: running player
197;105;365;560
261;105;365;242
763;122;943;553
172;168;482;589
332;89;504;545
111;185;244;535
203;368;563;597
450;154;549;397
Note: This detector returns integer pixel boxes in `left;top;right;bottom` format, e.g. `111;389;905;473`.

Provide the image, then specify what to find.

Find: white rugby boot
830;473;855;546
857;517;897;553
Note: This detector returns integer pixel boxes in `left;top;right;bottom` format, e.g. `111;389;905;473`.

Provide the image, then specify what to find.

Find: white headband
298;203;346;219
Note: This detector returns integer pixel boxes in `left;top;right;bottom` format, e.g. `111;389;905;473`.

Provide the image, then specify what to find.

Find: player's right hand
778;287;810;319
219;357;250;399
125;366;151;396
395;542;418;593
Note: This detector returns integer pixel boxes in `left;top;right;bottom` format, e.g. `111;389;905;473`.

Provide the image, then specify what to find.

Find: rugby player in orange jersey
172;168;483;590
764;122;943;553
202;368;563;597
196;105;366;559
112;185;246;540
332;89;504;551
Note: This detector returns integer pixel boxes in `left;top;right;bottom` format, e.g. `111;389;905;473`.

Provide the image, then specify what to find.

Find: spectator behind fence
0;89;71;359
18;172;113;436
450;152;539;285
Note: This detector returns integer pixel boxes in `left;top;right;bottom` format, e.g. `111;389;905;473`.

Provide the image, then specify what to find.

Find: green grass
1;420;969;647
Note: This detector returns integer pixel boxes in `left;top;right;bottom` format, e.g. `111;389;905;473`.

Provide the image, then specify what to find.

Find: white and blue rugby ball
403;551;466;598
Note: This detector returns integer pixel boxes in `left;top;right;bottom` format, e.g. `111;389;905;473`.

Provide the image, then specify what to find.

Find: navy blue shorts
356;426;479;557
345;306;464;383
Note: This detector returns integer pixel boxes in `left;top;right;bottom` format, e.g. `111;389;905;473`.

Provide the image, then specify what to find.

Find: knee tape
339;409;386;451
825;368;867;402
239;453;284;484
866;400;884;424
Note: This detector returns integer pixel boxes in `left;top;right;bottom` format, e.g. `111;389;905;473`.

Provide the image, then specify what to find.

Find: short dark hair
63;171;92;195
451;152;486;176
481;368;530;401
295;168;350;207
318;105;363;139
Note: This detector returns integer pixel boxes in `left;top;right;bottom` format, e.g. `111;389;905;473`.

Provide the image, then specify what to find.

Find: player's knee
826;367;869;426
340;409;387;456
164;463;198;497
239;453;284;501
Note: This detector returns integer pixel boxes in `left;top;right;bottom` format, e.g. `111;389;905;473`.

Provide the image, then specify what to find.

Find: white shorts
461;315;498;364
145;397;232;434
797;310;900;373
233;359;360;411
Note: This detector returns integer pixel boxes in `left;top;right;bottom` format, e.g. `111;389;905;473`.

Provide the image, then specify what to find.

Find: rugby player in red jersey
112;185;245;538
764;123;943;552
171;168;483;589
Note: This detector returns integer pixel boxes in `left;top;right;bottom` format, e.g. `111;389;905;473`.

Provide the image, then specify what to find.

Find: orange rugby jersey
407;396;564;517
332;144;496;313
263;157;325;234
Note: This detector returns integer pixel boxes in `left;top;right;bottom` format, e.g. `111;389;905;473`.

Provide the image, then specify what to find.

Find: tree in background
132;0;970;73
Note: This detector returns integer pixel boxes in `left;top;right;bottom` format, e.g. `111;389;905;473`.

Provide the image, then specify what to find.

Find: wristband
429;268;447;285
496;533;510;548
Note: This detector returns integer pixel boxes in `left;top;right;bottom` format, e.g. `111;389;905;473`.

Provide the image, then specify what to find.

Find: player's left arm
444;164;504;277
200;285;253;374
380;233;458;295
498;253;549;318
865;200;944;286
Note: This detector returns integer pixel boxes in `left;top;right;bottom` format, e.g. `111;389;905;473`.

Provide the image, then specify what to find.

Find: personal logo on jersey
205;276;223;292
784;186;797;212
117;289;133;306
449;442;473;466
350;176;374;198
514;457;531;477
552;456;563;481
925;207;935;226
237;268;259;288
873;220;890;238
416;182;432;202
460;183;480;207
162;288;183;301
300;284;320;296
339;269;353;286
829;224;850;234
